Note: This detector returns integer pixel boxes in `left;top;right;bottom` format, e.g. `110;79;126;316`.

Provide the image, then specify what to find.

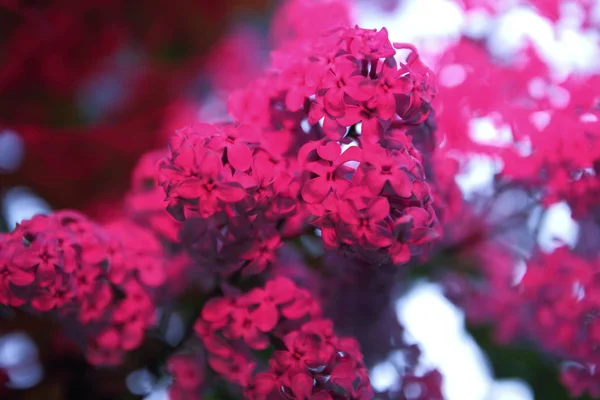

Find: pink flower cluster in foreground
0;212;165;365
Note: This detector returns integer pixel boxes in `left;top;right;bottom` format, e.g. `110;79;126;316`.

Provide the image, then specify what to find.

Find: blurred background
1;0;599;399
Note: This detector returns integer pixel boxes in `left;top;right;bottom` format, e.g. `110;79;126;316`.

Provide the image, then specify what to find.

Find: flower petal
301;177;332;204
228;142;253;171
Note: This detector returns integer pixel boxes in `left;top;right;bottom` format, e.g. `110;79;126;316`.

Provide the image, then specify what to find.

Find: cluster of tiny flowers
187;277;372;399
0;212;165;365
229;26;436;143
436;38;600;215
517;248;600;365
157;122;298;277
447;240;600;399
158;122;297;222
432;30;600;397
194;278;321;386
298;139;439;263
158;26;440;267
246;320;372;400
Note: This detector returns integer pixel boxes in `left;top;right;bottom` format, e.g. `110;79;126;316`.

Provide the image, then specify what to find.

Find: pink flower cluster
229;26;435;143
434;33;600;397
299;139;439;263
458;244;600;398
158;26;440;268
436;39;600;214
246;320;372;400
0;212;165;365
193;277;372;400
518;248;600;364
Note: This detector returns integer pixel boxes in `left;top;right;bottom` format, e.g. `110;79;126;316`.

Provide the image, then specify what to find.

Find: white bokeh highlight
489;379;534;400
2;187;51;231
537;201;580;252
396;284;492;400
126;369;156;396
0;333;43;389
370;361;400;392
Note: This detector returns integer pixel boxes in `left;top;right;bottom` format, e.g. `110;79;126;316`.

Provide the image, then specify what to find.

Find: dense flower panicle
0;212;166;365
426;15;600;396
194;277;371;394
436;38;600;214
229;25;435;143
246;319;372;400
196;277;321;353
202;23;442;265
158;123;297;222
4;0;600;397
448;240;600;398
305;32;434;142
299;139;440;263
160;122;440;270
158;122;305;277
158;124;245;220
192;279;374;399
1;212;105;311
517;248;600;361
